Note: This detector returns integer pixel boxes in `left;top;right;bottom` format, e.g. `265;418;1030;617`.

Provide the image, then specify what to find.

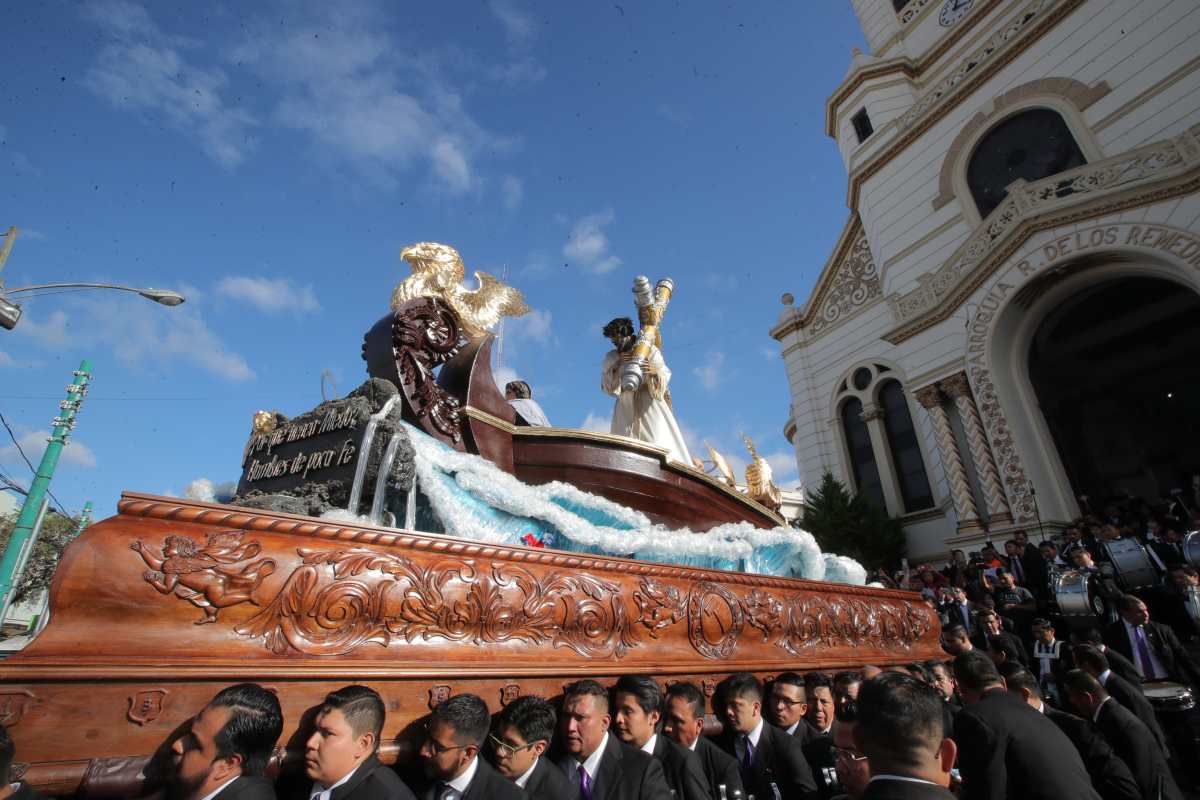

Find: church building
772;0;1200;559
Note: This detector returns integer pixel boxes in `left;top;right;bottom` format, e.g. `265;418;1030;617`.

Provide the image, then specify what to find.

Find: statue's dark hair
495;695;556;745
665;682;706;719
505;380;532;399
321;685;385;747
431;694;491;747
603;317;634;340
209;683;285;777
614;675;663;717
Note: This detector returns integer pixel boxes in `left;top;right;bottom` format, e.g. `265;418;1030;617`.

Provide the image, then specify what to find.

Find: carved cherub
130;532;276;624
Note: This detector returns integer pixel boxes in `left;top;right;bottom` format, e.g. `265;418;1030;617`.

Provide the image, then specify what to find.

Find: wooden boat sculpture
0;293;943;797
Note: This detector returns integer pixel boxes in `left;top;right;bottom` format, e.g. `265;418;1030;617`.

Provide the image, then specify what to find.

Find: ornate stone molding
770;217;881;343
897;0;935;26
885;123;1200;343
967;366;1036;522
859;402;885;423
941;372;1012;522
913;384;979;528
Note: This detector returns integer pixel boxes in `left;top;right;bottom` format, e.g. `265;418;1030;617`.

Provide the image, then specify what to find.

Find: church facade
772;0;1200;559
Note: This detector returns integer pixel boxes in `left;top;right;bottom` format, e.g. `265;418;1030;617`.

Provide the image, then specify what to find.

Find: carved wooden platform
0;492;940;797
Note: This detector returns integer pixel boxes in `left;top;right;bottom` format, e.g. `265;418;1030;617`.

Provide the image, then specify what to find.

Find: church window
851;108;874;143
841;398;887;510
878;380;934;512
966;108;1086;219
852;367;873;390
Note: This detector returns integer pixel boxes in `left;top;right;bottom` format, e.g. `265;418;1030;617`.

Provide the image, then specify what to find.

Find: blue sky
0;0;865;520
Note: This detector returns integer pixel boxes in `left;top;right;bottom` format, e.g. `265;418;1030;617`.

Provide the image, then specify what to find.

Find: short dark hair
505;380;532;399
564;679;611;711
773;671;807;695
833;671;862;687
953;650;1002;692
614;675;663;717
431;694;492;748
986;635;1021;664
723;673;763;702
602;317;634;340
1117;594;1143;611
1040;541;1058;551
1063;669;1107;699
856;674;945;768
835;699;858;723
0;724;12;784
804;672;833;693
924;660;950;676
997;663;1040;697
665;682;706;720
322;685;385;746
907;662;932;684
1078;627;1104;645
1071;644;1109;674
1031;617;1053;630
942;623;969;639
209;683;285;777
495;695;556;744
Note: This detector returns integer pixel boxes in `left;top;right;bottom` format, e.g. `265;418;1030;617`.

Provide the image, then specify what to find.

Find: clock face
939;0;974;27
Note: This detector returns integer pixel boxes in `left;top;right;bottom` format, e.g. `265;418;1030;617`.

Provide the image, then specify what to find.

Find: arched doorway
1028;276;1200;505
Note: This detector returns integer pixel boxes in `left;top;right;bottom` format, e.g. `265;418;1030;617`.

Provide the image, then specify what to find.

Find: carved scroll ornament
391;298;466;442
130;539;936;662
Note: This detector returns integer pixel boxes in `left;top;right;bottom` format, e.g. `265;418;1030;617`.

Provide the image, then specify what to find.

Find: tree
0;509;85;607
797;472;906;571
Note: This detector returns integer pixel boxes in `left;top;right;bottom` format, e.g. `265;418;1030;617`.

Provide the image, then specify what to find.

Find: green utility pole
0;360;91;613
76;501;93;533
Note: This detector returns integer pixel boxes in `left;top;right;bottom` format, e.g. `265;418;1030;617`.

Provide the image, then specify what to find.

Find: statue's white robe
602;345;692;465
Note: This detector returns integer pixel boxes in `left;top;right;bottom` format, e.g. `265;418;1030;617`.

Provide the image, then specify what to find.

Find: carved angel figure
130;532;276;624
390;242;530;338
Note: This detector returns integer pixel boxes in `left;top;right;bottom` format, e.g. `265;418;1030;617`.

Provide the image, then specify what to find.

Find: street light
0;283;187;330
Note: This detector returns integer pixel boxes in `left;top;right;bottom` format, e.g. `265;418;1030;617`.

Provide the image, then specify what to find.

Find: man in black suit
612;676;710;800
0;724;44;799
801;674;837;798
556;679;672;800
938;588;976;638
976;610;1030;666
713;673;817;800
998;664;1139;800
169;683;283;800
852;673;955;800
491;695;575;800
662;682;743;800
767;672;812;743
1105;594;1200;686
418;693;524;800
1069;629;1142;687
1071;645;1168;755
952;651;1100;800
1064;670;1183;800
304;685;417;800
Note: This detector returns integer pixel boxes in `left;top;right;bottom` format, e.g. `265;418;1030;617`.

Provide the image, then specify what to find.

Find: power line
0;411;72;517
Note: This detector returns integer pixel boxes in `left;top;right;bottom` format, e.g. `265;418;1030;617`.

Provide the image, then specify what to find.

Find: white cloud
19;295;254;381
692;351;726;391
501;175;523;211
489;0;536;46
0;429;97;469
760;346;778;361
509;308;552;341
765;450;801;487
581;412;611;433
13;309;71;349
563;209;622;274
82;2;257;168
184;477;237;503
215;276;320;313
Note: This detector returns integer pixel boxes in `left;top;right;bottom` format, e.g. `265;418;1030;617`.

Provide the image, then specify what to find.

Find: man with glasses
419;694;525;800
767;673;812;743
490;696;575;800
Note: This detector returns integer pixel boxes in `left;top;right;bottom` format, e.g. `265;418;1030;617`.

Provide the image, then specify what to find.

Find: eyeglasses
834;746;867;763
772;696;806;708
488;734;542;759
423;724;469;756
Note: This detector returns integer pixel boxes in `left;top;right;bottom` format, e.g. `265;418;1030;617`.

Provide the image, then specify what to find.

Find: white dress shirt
310;762;361;800
577;731;609;787
1123;619;1169;680
199;778;238;800
785;720;800;736
640;733;657;755
514;757;539;789
746;717;764;748
442;756;480;799
868;775;941;787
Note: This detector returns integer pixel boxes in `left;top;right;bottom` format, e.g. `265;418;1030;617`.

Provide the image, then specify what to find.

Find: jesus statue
601;317;692;465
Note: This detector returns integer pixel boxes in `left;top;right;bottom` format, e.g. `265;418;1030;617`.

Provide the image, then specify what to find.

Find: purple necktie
741;734;755;774
1134;625;1158;679
578;766;592;800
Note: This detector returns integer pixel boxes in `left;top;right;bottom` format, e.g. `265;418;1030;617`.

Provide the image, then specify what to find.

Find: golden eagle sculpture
390;242;530;338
